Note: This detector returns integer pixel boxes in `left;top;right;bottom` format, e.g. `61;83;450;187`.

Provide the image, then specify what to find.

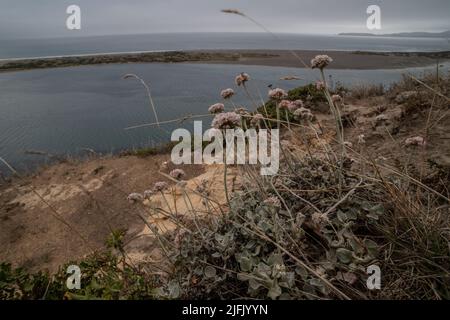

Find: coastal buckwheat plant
268;88;288;100
290;99;304;111
250;113;264;127
153;181;169;192
311;54;333;70
208;103;225;114
315;81;326;91
170;169;186;180
127;193;144;203
221;88;235;99
143;190;154;199
279;100;292;110
235;107;250;115
211;112;241;129
235;73;250;86
293;107;314;121
269;88;288;129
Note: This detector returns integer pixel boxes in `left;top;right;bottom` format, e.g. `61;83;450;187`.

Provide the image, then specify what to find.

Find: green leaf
336;248;353;264
295;266;308;280
364;239;379;257
337;210;348;223
239;257;252;272
267;282;282;300
249;278;262;290
168;281;180;299
237;273;251;281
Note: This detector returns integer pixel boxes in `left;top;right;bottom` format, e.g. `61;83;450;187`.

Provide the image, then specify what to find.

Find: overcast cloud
0;0;449;40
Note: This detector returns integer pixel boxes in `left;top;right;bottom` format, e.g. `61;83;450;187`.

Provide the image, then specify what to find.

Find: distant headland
339;30;450;38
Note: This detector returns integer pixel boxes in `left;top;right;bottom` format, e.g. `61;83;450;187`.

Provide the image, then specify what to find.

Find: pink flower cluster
279;100;292;110
268;88;288;100
208;103;225;114
235;107;249;115
143;190;154;199
250;113;264;127
235;73;250;86
315;81;326;91
211;112;241;129
221;88;235;99
127;193;144;203
154;181;169;192
311;55;333;69
170;169;186;180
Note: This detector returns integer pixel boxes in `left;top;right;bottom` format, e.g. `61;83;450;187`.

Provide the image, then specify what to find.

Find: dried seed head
311;55;333;69
221;9;245;16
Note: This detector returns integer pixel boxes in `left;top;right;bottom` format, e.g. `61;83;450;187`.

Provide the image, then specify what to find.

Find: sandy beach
200;49;450;69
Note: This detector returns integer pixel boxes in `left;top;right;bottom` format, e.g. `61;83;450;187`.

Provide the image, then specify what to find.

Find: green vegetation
258;83;327;126
0;233;159;300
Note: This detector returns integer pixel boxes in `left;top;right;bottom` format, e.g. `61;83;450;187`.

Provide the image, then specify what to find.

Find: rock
405;136;426;147
430;154;450;169
91;165;105;175
395;91;418;104
375;114;389;123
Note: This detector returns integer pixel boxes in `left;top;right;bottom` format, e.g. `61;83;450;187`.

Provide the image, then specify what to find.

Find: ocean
1;33;449;60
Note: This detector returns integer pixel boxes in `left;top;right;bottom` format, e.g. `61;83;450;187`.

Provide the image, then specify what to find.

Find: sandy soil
0;155;205;272
1;50;449;73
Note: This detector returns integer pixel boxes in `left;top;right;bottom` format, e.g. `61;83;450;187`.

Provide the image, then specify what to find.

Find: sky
0;0;449;40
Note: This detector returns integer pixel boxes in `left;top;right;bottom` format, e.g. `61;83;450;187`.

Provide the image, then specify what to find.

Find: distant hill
339;30;450;39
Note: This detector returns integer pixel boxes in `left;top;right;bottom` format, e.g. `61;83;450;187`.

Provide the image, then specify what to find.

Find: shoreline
1;49;449;73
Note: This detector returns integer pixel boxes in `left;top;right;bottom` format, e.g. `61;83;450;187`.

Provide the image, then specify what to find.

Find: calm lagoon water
0;62;448;174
